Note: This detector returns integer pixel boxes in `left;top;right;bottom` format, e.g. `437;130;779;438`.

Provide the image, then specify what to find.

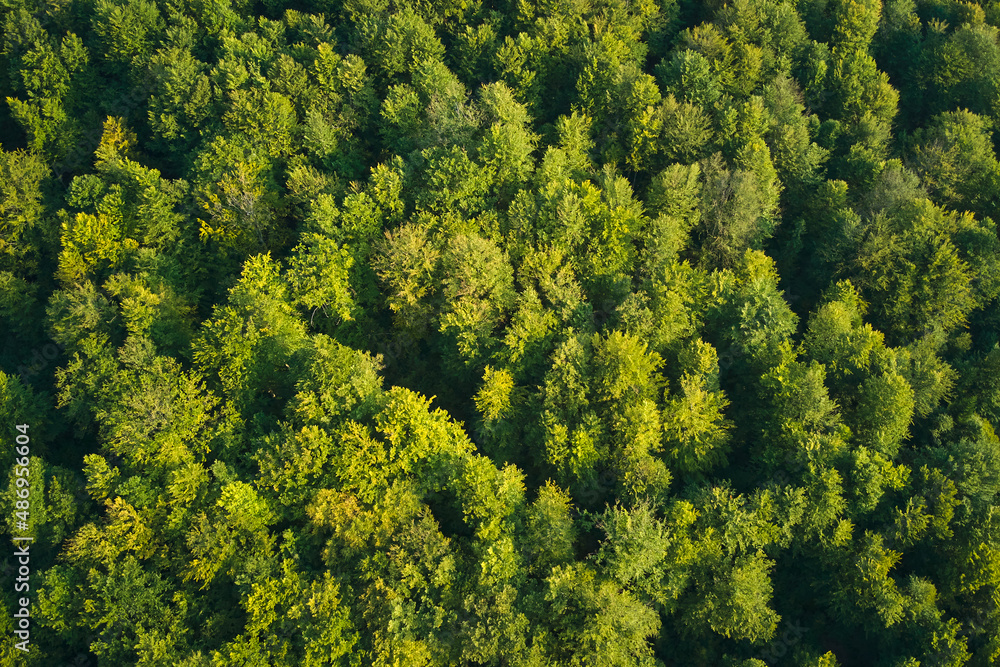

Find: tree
822;0;899;127
191;253;309;423
74;556;190;665
917;21;1000;120
437;233;515;370
285;232;355;325
297;43;375;178
536;562;661;666
575;31;663;172
8;0;1000;662
92;0;164;74
354;7;445;84
372;220;440;336
696;153;780;268
522;480;576;575
0;148;49;275
851;369;914;458
3;10;89;163
475;82;538;204
212;560;359;666
662;356;732;476
828;531;907;628
704;249;799;373
874;0;922;112
762;74;828;197
851;199;992;344
907;109;1000;220
147;43;215;160
196;147;285;253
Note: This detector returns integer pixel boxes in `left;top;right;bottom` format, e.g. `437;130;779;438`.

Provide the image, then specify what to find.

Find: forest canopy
2;0;1000;664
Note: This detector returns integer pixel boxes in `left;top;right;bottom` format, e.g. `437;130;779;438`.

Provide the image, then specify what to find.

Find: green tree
907;109;1000;220
191;253;309;424
3;10;90;162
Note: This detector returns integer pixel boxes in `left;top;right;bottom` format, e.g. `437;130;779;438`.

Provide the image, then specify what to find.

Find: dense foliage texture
3;0;1000;664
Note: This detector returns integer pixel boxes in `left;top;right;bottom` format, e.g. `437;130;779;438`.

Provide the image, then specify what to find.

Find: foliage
2;0;1000;665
